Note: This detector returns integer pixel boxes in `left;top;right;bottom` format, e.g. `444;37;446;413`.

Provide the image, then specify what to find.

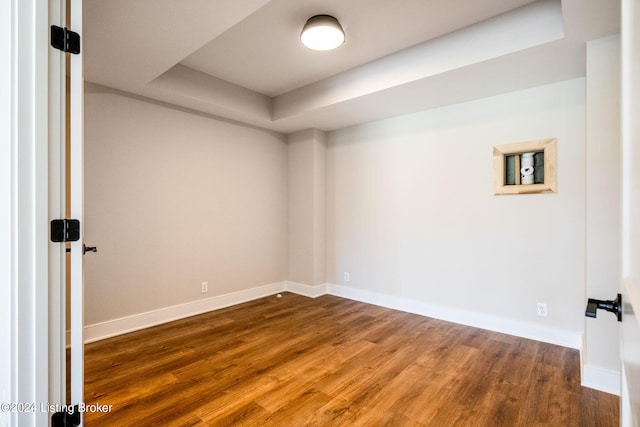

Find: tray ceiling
84;0;620;133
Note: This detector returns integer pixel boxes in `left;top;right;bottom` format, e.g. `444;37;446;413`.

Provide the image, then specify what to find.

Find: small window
493;138;557;195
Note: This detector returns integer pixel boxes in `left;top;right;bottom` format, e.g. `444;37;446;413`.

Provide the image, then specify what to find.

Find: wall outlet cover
537;303;548;317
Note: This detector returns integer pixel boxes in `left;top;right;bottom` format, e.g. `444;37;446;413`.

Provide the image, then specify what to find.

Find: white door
620;0;640;425
49;0;67;414
69;0;86;420
50;0;85;423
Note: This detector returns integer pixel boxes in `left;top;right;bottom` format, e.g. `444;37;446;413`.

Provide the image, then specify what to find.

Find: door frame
0;0;50;425
620;0;640;424
1;0;66;425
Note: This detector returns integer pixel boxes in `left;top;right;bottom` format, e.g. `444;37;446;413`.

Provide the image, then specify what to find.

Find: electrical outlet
537;303;547;317
201;282;208;294
343;272;350;282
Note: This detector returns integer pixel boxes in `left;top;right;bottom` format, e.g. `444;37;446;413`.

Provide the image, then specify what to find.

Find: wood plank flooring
82;293;619;426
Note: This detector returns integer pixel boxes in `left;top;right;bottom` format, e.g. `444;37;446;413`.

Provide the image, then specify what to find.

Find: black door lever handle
585;293;622;322
83;244;97;255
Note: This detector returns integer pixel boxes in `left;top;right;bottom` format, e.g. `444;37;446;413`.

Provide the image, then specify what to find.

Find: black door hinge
51;219;80;242
51;25;80;54
51;405;81;427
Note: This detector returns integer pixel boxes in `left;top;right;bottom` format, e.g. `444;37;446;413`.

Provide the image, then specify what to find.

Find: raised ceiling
180;0;539;97
84;0;620;134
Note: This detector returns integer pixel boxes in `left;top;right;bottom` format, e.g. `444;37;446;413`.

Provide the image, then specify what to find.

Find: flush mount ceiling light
300;15;345;51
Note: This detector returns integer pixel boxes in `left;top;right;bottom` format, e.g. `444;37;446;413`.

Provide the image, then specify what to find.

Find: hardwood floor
83;293;619;426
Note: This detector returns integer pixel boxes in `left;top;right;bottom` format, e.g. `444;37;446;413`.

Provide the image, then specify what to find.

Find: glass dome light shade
300;15;345;51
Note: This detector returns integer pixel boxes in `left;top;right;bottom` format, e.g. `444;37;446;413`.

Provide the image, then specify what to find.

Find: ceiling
84;0;620;134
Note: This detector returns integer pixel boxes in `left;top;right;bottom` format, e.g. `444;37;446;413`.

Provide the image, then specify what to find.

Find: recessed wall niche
493;138;557;195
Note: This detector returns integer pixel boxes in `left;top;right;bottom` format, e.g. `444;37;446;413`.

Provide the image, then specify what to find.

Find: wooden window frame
493;138;557;195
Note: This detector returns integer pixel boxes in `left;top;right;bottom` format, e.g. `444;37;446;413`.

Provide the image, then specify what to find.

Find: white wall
327;78;587;346
583;34;621;393
288;129;327;288
84;84;288;327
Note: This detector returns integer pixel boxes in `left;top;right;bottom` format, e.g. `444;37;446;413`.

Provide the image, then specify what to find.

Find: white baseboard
80;281;287;343
326;284;582;349
582;364;621;396
285;281;328;298
80;282;581;349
